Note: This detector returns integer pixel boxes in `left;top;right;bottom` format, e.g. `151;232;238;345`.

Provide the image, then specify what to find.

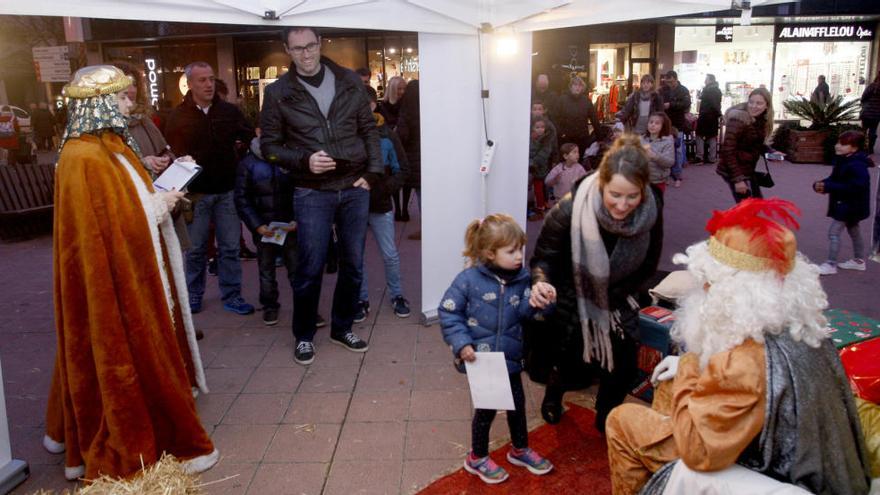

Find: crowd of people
33;24;880;493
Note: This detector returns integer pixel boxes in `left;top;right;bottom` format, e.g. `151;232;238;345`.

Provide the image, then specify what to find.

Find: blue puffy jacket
439;264;536;373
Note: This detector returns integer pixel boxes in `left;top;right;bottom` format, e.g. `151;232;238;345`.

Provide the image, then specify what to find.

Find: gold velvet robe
46;132;213;479
605;339;766;495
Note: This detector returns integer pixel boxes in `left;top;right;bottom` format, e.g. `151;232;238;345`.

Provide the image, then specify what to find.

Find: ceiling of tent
3;0;794;34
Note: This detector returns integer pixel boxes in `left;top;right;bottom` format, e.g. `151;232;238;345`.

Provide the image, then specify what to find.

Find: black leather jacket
260;57;383;191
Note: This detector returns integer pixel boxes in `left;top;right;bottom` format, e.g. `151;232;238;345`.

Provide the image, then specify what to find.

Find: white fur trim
114;152;208;393
65;465;85;480
42;434;65;454
182;448;220;474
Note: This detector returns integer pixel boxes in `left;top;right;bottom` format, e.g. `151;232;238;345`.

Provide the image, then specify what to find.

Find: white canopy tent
1;0;789;322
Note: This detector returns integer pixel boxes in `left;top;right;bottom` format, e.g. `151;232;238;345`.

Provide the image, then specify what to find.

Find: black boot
541;383;564;424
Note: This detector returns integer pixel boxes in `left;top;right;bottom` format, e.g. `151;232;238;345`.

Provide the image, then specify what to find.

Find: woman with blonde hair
378;75;407;128
716;87;774;203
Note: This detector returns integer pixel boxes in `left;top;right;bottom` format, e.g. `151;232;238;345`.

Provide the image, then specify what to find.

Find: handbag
754;156;774;188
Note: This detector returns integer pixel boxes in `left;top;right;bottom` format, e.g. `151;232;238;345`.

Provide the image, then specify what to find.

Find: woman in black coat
556;76;602;154
694;74;722;164
527;135;663;432
396;80;420;230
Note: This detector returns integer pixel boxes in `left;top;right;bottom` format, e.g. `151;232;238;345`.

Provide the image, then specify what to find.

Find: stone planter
787;129;831;163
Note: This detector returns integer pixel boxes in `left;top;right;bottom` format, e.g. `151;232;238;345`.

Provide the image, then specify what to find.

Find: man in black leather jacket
260;26;383;365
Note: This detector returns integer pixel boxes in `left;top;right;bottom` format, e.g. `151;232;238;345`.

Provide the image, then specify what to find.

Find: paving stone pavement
2;156;878;494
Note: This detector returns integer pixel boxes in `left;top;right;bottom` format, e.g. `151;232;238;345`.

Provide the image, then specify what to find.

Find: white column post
418;31;532;323
0;357;29;493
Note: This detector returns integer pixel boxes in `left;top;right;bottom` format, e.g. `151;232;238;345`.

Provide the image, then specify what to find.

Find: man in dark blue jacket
260;26;383;365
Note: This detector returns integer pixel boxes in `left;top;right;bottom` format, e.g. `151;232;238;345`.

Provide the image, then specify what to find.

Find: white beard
670;242;830;367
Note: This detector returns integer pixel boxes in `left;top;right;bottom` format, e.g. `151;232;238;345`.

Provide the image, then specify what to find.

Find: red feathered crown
705;198;801;275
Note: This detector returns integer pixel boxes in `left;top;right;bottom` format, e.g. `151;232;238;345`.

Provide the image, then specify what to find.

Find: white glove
650;356;680;386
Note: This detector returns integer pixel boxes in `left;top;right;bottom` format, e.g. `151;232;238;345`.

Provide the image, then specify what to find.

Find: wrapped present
839;336;880;404
631;306;675;402
825;309;880;349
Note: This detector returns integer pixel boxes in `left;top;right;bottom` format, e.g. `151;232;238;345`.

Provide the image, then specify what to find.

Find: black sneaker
240;247;257;260
294;340;315;365
330;332;369;353
263;307;279;326
316;314;328;328
353;300;370;323
391;296;411;318
207;258;218;276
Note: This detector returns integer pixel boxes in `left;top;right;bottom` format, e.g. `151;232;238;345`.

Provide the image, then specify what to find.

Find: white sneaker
817;262;837;275
869;252;880;264
838;259;867;271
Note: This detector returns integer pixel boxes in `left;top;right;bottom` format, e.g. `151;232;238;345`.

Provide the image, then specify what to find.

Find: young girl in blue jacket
439;213;554;484
814;130;873;275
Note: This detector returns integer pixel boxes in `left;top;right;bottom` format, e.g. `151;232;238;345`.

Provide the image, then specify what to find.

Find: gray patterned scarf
570;173;656;371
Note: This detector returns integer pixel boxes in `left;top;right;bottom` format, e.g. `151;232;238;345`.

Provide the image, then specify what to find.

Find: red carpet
417;403;612;494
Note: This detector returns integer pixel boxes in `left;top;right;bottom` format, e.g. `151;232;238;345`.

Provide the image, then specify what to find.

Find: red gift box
839;336;880;404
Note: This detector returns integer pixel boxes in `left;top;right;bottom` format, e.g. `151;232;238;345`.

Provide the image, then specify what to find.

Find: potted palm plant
780;95;861;163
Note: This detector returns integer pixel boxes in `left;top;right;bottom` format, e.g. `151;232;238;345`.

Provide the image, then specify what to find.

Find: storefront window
366;35;418;98
674;26;774;112
773;41;871;120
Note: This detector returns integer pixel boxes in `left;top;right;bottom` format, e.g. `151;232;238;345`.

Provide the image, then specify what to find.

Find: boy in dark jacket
235;135;316;326
355;88;411;320
813;130;873;275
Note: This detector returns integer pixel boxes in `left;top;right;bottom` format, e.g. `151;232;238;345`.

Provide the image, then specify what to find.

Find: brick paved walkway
2;156;878;494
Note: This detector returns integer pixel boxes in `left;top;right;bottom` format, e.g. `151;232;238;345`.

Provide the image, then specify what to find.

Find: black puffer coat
555;92;601;143
260;56;383;191
396;80;421;189
234;139;294;234
860;80;880;121
525;177;664;388
820;151;872;223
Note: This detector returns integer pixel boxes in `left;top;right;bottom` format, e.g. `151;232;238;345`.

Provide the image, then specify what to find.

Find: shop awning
2;0;793;34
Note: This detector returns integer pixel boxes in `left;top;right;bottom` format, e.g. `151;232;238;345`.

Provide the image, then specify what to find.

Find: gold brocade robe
45;132;213;479
605;339;767;495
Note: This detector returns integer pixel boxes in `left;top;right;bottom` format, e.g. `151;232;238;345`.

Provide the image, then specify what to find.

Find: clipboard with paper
153;159;202;192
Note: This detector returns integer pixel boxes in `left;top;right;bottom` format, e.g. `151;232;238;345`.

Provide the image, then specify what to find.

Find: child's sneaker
463;452;509;484
506;447;554;475
871;252;880;264
838;258;867;271
817;262;837;275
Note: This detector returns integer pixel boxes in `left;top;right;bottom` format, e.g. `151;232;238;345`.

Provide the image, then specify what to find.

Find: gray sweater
641;135;675;184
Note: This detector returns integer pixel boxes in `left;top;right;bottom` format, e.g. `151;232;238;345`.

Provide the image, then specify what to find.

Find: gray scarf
570;173;656;371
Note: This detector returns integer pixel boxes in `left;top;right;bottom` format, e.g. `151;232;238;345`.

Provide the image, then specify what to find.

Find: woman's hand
734;181;748;195
160;190;185;210
459;345;476;362
530;281;557;309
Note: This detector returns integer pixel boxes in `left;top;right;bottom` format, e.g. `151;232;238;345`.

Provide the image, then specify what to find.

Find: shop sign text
715;25;733;43
145;58;161;107
775;22;875;42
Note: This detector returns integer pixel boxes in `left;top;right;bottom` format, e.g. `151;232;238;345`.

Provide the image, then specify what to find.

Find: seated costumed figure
605;198;871;495
42;65;218;480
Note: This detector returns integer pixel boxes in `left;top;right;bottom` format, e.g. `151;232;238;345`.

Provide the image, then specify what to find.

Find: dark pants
594;332;639;432
472;373;528;457
292;186;370;342
35;134;53;151
253;231;297;310
728;177;764;203
863;118;879;152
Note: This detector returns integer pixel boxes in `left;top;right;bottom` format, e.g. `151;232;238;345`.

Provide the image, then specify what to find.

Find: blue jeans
359;211;403;302
253;231;297;310
671;133;684;180
293;186;370;341
828;220;864;263
186;191;242;302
